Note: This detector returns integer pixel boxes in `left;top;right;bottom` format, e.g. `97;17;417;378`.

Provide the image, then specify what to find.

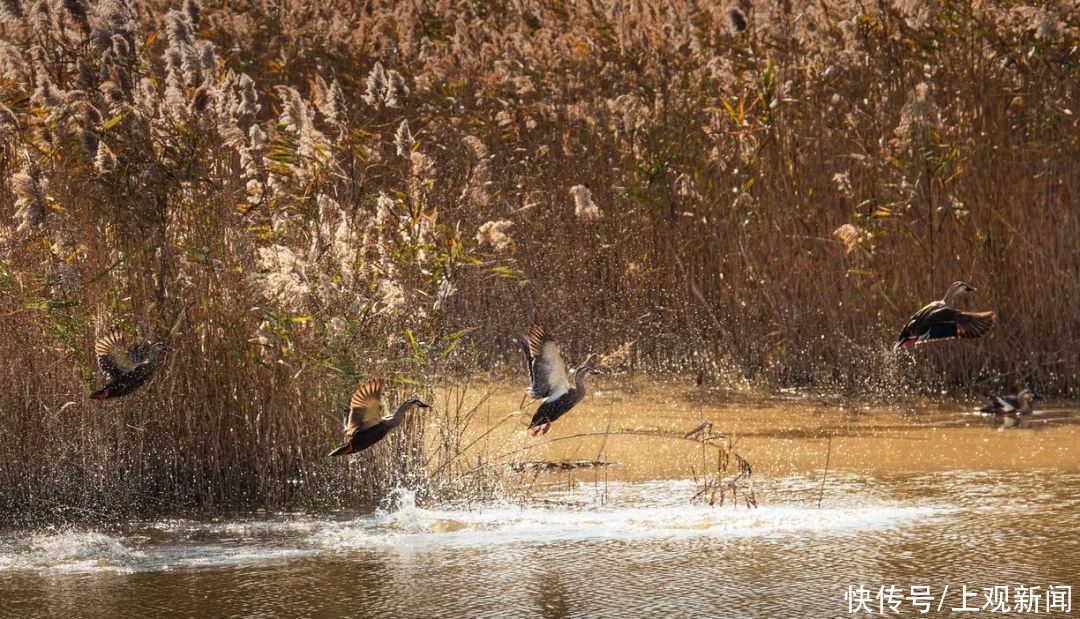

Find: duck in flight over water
90;328;170;400
518;323;600;436
894;281;995;351
328;378;430;456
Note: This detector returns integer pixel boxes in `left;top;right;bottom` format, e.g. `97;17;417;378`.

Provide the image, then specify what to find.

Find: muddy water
1;379;1077;617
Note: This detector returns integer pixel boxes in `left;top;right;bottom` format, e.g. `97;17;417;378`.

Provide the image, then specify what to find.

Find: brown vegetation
0;0;1075;523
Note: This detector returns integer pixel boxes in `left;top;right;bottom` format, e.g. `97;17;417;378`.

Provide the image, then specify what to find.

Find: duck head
943;281;977;306
573;361;602;393
405;398;432;411
572;354;603;378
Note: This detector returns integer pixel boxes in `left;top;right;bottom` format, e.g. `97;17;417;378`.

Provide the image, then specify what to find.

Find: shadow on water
533;571;575;619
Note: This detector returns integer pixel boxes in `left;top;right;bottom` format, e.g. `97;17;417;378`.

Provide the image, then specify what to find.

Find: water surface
2;383;1077;617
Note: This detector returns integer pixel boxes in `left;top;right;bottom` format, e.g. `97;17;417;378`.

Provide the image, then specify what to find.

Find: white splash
0;531;146;574
0;479;945;574
310;479;941;551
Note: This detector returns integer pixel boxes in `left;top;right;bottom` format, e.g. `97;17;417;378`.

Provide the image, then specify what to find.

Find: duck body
90;360;158;399
328;421;395;456
528;388;585;434
894;282;995;350
979;393;1035;416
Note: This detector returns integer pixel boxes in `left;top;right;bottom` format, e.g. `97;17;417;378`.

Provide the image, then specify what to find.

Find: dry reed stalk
0;0;1074;523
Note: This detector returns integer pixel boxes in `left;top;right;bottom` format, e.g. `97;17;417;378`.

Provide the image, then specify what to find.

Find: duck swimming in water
979;388;1040;428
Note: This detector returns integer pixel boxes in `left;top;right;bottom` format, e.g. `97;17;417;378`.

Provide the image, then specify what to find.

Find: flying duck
328;378;430;456
90;328;170;399
894;281;995;351
518;323;600;436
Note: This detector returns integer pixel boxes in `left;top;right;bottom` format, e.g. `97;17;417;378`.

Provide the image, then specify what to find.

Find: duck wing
978;395;1003;413
980;394;1017;414
519;324;571;402
345;378;386;435
953;311;995;339
95;328;137;381
921;309;995;343
994;394;1021;412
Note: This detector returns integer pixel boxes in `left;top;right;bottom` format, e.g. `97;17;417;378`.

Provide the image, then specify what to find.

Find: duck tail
893;337;917;352
328;443;353;457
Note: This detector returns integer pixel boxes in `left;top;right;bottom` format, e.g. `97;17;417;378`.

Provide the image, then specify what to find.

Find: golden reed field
0;0;1075;523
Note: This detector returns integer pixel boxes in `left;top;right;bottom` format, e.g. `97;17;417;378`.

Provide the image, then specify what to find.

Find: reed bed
0;0;1075;523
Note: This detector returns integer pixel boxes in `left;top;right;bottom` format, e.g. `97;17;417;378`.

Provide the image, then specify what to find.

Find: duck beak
416;401;432;409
